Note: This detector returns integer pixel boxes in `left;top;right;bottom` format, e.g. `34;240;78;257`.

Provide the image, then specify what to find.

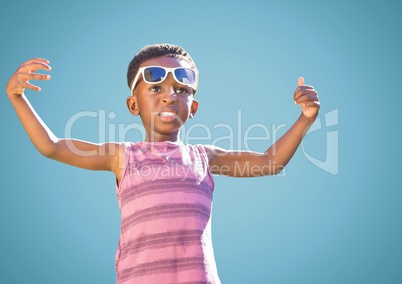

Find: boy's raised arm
6;58;123;179
205;77;320;177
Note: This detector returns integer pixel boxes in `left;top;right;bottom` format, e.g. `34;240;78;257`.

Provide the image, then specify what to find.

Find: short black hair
127;43;197;90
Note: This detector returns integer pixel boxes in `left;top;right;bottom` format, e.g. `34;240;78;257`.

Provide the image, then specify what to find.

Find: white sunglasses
130;66;199;94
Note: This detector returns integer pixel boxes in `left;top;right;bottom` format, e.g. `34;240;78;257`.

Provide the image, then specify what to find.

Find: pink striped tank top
115;141;221;284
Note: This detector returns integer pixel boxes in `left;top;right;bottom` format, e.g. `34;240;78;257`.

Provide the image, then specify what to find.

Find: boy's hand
294;77;320;120
6;58;51;99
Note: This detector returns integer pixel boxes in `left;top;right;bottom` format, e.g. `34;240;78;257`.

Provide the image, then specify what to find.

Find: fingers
6;58;52;97
18;72;51;91
303;100;320;108
295;77;314;101
295;94;320;108
298;77;305;86
18;66;52;92
20;60;51;73
293;77;320;119
294;87;317;104
18;58;51;83
22;57;50;66
18;72;51;81
293;77;319;106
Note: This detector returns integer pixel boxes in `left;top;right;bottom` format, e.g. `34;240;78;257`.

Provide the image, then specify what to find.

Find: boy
6;43;319;283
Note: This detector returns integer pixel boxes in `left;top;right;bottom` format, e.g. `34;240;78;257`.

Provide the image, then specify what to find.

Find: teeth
160;112;176;117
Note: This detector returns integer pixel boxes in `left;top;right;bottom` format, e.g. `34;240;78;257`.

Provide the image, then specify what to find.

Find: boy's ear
189;99;199;118
127;96;140;116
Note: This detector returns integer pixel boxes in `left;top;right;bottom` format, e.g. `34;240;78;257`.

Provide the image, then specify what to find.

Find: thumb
298;77;305;86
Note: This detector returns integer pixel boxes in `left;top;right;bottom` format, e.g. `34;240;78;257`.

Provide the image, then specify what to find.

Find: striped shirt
115;141;221;284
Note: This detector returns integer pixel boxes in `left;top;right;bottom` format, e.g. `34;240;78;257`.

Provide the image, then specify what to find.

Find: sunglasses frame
130;66;199;94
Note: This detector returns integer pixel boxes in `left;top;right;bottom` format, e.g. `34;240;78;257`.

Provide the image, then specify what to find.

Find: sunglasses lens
174;68;196;84
142;67;196;86
143;67;166;83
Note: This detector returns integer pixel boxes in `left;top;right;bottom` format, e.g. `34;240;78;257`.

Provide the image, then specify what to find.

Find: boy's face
127;55;198;142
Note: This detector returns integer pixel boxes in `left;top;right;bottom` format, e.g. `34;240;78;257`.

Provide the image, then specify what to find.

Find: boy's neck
145;131;181;143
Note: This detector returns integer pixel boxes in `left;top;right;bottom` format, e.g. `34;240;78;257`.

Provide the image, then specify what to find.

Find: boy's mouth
159;111;177;118
158;109;178;122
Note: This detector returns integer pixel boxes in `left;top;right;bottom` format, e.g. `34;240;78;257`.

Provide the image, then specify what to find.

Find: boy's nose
162;86;177;104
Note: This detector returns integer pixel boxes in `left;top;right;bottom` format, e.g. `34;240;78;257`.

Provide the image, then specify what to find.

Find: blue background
0;0;401;283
